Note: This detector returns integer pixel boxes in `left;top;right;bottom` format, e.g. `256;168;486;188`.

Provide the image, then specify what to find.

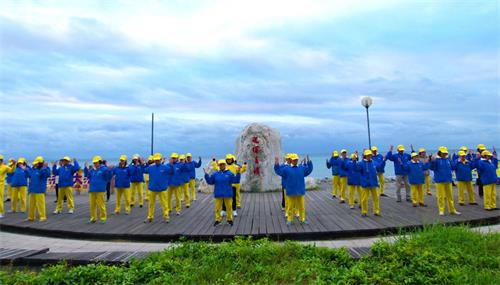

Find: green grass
1;225;499;284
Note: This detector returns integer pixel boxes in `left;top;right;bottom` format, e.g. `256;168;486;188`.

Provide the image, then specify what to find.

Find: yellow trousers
410;184;424;205
377;173;385;195
348;185;360;207
89;192;107;222
7;184;12;199
167;186;182;213
360;187;380;215
234;184;242;208
130;182;144;206
339;176;347;201
424;175;431;194
56;186;75;211
0;182;4;214
457;181;475;204
11;186;27;212
115;188;131;213
144;178;150;201
189;179;196;200
147;191;169;219
287;195;305;222
215;198;233;222
331;175;340;196
181;183;190;207
436;183;457;214
483;184;497;210
28;193;46;221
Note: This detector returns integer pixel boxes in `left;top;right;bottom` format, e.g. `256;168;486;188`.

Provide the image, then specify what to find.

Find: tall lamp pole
361;97;373;149
151;112;154;155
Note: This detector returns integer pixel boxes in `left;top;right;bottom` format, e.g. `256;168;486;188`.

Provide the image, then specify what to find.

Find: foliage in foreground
1;225;499;285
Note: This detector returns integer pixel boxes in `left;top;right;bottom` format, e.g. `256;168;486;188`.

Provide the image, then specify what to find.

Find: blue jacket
11;167;28;187
403;161;429;185
180;163;191;184
452;160;474;182
112;166;135;188
476;158;498;185
26;167;50;193
274;161;313;196
356;160;379;188
278;164;289;188
167;162;186;186
144;164;169;192
386;151;410;175
186;159;202;179
326;157;340;176
372;154;386;173
129;164;145;183
85;165;112;193
429;158;453;183
342;160;361;186
6;172;13;184
52;161;80;187
205;170;237;198
331;157;348;177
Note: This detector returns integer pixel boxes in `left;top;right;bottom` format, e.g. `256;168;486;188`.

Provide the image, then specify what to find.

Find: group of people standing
326;144;498;217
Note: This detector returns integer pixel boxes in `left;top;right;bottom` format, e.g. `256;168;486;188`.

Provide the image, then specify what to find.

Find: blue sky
0;0;499;160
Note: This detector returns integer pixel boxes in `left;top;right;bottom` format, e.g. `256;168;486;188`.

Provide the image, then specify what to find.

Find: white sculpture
235;123;282;192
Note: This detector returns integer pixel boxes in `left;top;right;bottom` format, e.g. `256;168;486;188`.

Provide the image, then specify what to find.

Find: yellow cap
458;151;466;156
351;153;358;159
179;154;186;160
218;159;227;165
63;156;71;161
460;146;467;151
148;155;154;161
397;145;405;151
482;150;492;157
411;152;418;158
225;154;234;160
438;146;449;154
92;156;102;163
332;151;339;157
418;148;426;153
186;153;192;157
363;149;372;156
371;146;378;151
18;157;26;164
477;144;486;150
0;155;3;160
341;149;347;153
119;155;127;161
285;153;292;159
153;153;162;160
132;154;140;160
290;153;299;160
9;158;15;162
34;156;44;163
170;152;179;159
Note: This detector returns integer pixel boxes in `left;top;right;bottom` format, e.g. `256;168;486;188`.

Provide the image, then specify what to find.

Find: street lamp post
151;112;154;155
361;96;373;149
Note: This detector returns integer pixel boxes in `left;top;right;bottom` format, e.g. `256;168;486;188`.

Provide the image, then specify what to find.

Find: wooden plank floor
1;186;498;242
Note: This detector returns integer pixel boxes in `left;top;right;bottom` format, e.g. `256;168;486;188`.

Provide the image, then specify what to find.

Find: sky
0;0;499;160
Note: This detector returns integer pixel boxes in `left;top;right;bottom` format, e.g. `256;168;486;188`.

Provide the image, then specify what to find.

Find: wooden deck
0;188;498;242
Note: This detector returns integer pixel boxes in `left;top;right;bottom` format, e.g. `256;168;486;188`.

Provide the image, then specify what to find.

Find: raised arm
304;160;313;177
204;173;215;185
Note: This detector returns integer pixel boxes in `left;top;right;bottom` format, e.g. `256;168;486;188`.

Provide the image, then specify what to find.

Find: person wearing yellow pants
186;153;202;201
178;155;191;208
452;151;477;206
0;156;16;218
342;153;361;209
274;153;313;225
326;151;341;199
112;155;135;215
212;154;247;216
403;152;430;207
330;149;348;203
52;156;80;214
430;147;460;216
166;152;186;215
144;155;153;202
476;150;498;211
129;154;145;208
355;150;381;216
84;156;112;223
371;146;387;197
143;153;170;223
205;159;240;226
25;157;50;222
10;158;28;213
6;159;15;203
415;148;433;196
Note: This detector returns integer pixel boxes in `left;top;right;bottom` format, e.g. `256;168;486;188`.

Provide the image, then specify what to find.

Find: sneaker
332;195;336;199
419;203;427;207
99;220;107;224
374;213;381;216
114;211;119;215
406;198;411;202
451;211;461;215
5;198;10;202
380;193;388;197
286;221;292;226
0;214;3;218
228;221;234;226
439;212;444;216
459;203;465;206
349;205;354;209
130;204;134;208
68;209;74;214
281;207;285;211
53;210;60;214
139;205;143;208
186;205;190;208
213;221;221;227
396;198;402;203
24;218;34;222
361;213;367;217
300;220;309;225
221;210;226;217
87;220;96;224
233;210;238;217
412;203;417;207
163;217;170;223
427;192;432;196
39;219;47;222
340;200;345;204
125;212;130;215
176;212;181;216
7;210;14;213
144;218;152;223
469;202;478;205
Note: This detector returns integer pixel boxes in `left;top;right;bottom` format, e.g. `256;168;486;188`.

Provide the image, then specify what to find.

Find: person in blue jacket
356;150;380;216
204;159;239;226
112;155;136;215
429;147;460;216
25;156;51;222
371;146;387;197
52;156;80;214
129;154;145;208
10;158;29;213
452;150;477;206
330;149;348;203
5;158;15;203
274;153;313;225
386;144;411;202
166;152;186;215
84;156;112;223
186;153;202;201
403;152;430;207
326;151;340;199
341;153;361;209
179;155;192;208
143;153;170;223
475;150;498;211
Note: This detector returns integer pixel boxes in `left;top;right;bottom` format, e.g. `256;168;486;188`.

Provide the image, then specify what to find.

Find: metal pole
151;112;154;155
365;107;372;149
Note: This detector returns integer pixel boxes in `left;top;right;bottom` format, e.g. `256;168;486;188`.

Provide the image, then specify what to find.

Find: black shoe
459;203;465;206
228;221;233;226
332;195;336;199
139;205;143;208
5;198;10;202
213;221;221;227
380;193;388;197
469;202;478;205
130;204;134;207
340;200;345;204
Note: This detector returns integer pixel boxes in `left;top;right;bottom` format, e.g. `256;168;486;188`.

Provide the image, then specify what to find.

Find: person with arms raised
52;156;80;214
